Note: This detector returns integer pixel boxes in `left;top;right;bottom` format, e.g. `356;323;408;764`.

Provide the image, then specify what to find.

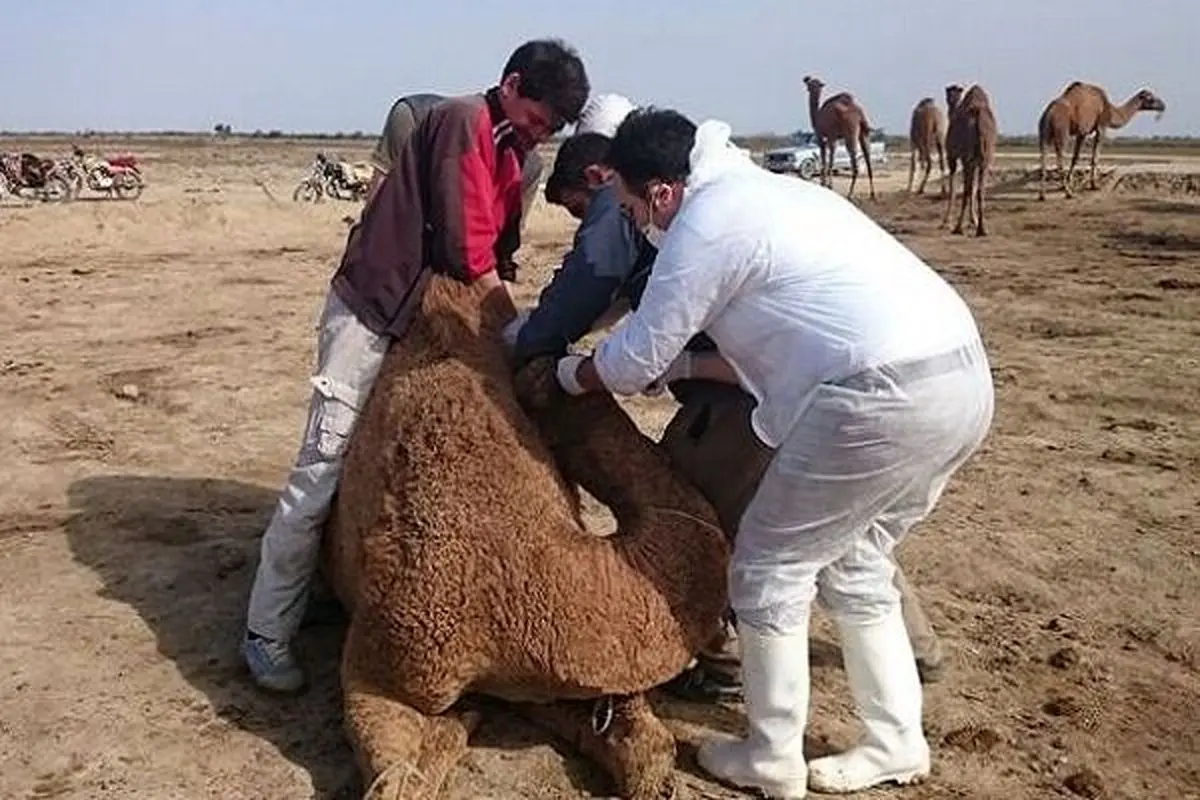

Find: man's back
643;162;982;446
372;92;543;215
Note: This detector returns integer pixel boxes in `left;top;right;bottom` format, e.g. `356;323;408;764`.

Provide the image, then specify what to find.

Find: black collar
485;86;519;151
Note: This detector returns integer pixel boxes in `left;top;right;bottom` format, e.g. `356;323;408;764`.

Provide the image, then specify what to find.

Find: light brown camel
1037;81;1166;200
907;97;946;195
942;83;997;237
803;75;876;200
321;273;732;800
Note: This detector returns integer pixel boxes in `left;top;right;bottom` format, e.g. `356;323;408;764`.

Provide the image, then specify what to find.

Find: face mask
641;220;666;249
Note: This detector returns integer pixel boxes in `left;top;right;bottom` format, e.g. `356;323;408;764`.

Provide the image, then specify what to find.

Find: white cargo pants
245;289;389;642
730;339;995;634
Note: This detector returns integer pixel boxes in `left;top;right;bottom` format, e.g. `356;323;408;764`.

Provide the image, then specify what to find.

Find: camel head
944;84;965;111
803;75;824;96
1133;88;1166;119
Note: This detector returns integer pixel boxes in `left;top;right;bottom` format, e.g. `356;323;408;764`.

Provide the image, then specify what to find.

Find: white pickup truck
761;132;887;181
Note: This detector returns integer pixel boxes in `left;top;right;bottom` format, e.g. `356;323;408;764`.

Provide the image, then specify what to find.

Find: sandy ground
1;137;1198;800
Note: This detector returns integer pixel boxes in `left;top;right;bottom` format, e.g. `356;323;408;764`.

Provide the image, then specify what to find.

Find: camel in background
942;83;998;237
907;97;946;195
803;75;876;201
1037;81;1167;200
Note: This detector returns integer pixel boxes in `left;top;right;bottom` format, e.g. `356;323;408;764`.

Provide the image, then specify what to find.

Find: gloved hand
555;354;588;396
642;351;695;397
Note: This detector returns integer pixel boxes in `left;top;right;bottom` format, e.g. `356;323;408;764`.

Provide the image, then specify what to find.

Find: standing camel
803;75;876;201
942;83;998;237
1037;81;1166;200
907;97;946;195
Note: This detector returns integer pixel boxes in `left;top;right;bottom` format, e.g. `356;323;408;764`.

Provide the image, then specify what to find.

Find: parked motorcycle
0;153;72;203
292;153;371;202
72;149;144;200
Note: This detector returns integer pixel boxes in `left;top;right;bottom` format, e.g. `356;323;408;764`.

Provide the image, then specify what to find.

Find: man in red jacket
242;38;590;693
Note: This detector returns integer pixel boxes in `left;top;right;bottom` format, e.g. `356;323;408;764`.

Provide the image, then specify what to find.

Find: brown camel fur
907;97;946;195
1037;81;1166;200
320;273;731;799
803;75;876;201
942;83;997;237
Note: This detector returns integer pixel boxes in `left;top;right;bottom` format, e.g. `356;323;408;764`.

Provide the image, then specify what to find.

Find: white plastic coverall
589;120;994;795
591;121;993;632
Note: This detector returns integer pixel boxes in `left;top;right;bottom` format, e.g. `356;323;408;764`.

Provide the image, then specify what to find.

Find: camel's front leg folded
515;694;679;800
343;621;479;799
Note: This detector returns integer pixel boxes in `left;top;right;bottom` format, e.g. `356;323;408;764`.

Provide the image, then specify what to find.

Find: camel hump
828;91;854;105
1064;80;1083;93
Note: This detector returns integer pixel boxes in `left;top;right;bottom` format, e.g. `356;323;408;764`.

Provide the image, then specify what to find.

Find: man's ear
499;71;521;100
583;164;610;190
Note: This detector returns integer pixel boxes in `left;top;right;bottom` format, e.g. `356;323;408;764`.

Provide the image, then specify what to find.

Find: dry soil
1;137;1197;800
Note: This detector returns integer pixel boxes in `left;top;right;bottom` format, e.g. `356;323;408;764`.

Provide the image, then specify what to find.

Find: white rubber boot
808;605;931;793
696;623;809;799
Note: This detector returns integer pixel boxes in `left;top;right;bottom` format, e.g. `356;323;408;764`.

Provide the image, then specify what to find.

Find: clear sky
3;0;1193;138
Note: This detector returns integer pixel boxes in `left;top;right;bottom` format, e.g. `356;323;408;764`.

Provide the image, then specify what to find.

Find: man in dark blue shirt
506;110;947;699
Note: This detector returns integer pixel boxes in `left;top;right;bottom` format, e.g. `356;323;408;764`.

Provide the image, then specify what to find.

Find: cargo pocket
309;374;366;461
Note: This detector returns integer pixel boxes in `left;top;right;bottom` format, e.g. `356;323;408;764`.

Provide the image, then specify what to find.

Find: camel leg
941;158;957;229
953;162;973;235
515;695;677;800
974;165;988;237
936;141;946;196
1038;141;1048;201
1088;131;1102;190
846;142;859;200
860;130;876;200
917;153;931;195
342;624;479;799
1064;136;1083;198
906;148;916;193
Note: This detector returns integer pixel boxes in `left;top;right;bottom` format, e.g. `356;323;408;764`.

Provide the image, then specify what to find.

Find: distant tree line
2;126;1198;152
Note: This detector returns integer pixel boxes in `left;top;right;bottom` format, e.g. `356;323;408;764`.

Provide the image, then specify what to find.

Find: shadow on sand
63;472;846;798
64;474;362;798
61;474;672;797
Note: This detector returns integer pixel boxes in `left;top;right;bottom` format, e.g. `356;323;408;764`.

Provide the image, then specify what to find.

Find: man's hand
642;351;695;397
475;269;519;326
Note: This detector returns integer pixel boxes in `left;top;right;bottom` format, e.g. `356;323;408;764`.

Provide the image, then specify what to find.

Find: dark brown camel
907;97;946;195
803;75;876;200
942;83;997;237
321;273;732;799
1037;81;1166;200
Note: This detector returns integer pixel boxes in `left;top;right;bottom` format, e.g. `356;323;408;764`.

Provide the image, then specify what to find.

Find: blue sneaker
242;631;305;693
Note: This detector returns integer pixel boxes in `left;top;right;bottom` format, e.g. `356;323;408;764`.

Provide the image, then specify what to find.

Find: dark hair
605;107;696;196
502;39;590;129
544;132;612;205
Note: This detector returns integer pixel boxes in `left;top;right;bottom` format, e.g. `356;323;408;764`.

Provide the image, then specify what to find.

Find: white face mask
641;219;666;249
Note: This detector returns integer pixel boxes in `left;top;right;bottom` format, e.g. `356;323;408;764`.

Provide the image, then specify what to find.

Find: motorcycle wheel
292;180;321;202
41;176;71;203
114;172;143;200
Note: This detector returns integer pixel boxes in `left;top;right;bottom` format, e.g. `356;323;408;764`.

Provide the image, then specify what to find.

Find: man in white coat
553;107;995;797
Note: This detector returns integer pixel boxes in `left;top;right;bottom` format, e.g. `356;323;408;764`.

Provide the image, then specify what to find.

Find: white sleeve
591;218;754;395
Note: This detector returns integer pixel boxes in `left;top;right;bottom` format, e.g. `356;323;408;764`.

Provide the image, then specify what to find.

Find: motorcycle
292;153;371;202
74;151;144;200
0;153;72;203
